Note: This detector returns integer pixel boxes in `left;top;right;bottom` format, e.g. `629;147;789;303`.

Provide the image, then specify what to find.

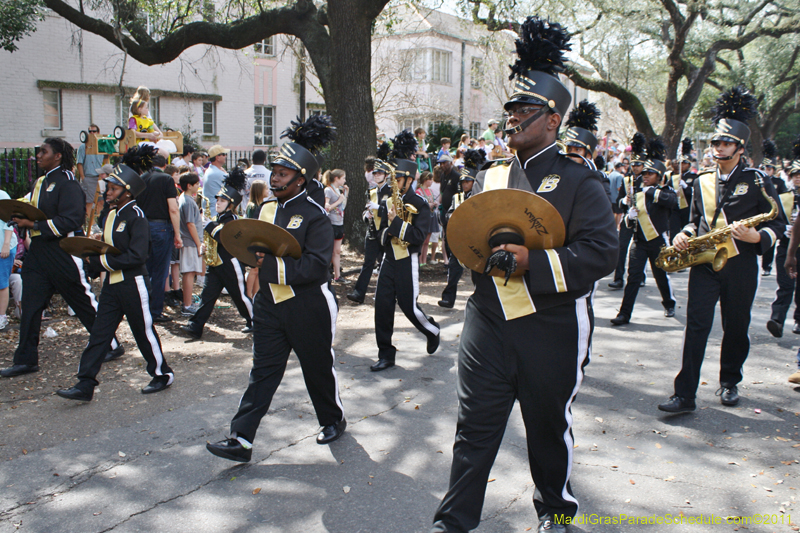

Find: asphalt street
0;266;798;533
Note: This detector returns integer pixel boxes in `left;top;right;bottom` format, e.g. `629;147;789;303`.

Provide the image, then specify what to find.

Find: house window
399;49;426;82
254;105;274;146
254;36;275;56
469;122;482;139
307;107;326;117
471;58;483;89
149;96;160;123
431;49;451;84
203;102;216;135
400;117;427;133
43;89;61;130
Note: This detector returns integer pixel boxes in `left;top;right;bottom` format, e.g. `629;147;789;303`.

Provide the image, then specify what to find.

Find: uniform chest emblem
116;221;127;232
537;175;560;193
46;183;56;192
732;183;748;196
287;215;303;229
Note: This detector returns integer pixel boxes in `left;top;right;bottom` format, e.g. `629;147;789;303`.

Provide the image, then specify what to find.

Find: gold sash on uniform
699;172;738;259
29;176;46;237
780;192;794;221
671;174;688;210
634;191;659;241
102;209;124;284
259;201;295;303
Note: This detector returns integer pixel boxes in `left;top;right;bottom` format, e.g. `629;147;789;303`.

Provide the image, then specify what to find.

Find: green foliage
0;148;39;199
775;113;800;160
427;122;465;154
0;0;43;53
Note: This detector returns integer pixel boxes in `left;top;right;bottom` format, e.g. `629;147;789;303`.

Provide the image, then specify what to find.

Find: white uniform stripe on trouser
72;255;118;350
320;282;344;418
561;295;591;514
661;231;676;304
411;253;440;336
135;276;173;384
232;258;254;319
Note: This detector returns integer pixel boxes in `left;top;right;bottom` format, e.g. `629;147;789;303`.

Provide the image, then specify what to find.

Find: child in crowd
415;171;437;265
324;169;348;282
178;172;203;316
164;164;182;306
437;138;451;161
245;180;270;299
129;98;162;144
0;188;18;330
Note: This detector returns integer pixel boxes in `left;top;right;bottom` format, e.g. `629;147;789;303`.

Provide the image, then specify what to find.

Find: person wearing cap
666;138;697;245
431;17;617;533
481;119;499;144
760;139;788;276
779;140;800;385
206;115;345;463
1;137;125;379
180;168;253;339
55;160;175;402
347;145;392;304
76;124;106;232
438;149;483;308
203;145;230;209
610;137;677;326
659;86;786;414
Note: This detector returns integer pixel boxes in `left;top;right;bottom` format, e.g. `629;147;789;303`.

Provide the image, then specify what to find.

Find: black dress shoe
793;322;800;335
142;377;173;394
241;324;254;334
658;395;696;413
317;419;347;444
0;364;40;378
179;324;202;339
767;319;783;338
717;385;739;406
537;519;566;532
427;319;441;354
437;299;454;308
206;438;252;462
152;314;172;323
105;345;125;362
640;279;646;287
664;307;675;318
56;386;93;402
762;269;772;276
607;280;623;290
370;359;395;372
610;314;630;326
346;291;365;304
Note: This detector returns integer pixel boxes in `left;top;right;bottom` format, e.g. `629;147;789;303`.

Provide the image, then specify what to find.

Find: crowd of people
3;15;800;533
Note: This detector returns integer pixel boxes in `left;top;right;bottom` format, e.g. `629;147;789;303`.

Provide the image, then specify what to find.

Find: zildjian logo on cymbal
524;208;549;235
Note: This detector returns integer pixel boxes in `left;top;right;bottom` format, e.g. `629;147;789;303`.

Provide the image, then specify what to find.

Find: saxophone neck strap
711;164;740;229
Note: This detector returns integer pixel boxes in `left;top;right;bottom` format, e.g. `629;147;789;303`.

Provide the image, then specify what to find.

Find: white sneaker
181;305;199;317
0;315;8;330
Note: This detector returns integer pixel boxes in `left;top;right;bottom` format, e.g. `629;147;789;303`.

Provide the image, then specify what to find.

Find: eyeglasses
503;106;544;118
88;130;99;133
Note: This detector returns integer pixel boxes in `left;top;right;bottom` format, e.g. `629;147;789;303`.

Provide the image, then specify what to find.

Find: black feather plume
630;133;646;156
509;16;571;80
463;149;486;171
711;85;758;124
223;167;247;193
280;114;337;153
762;139;778;160
120;144;158;174
793;134;800;160
391;131;417;160
566;100;601;131
647;137;667;162
594;155;606;170
376;141;391;162
681;137;693;156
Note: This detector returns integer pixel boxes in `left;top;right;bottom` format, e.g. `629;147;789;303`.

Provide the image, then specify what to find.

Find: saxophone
200;192;222;267
390;173;419;250
655;176;778;273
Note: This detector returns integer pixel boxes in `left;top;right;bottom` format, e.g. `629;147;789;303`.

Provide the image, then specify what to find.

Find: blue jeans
146;222;173;317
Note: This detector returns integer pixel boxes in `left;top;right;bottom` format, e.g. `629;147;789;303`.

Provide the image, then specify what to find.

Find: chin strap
270;173;302;192
503;107;550;135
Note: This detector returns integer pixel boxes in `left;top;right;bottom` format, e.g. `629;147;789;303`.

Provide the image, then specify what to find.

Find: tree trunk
324;0;377;253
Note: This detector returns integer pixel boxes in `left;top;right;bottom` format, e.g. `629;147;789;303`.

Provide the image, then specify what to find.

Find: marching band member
610;137;677;325
561;100;601;168
206;115;345;462
659;86;785;414
438;149;483;308
431;17;617;533
180;168;254;339
761;139;788;276
609;133;647;290
780;138;800;385
667;138;696;243
370;131;441;372
1;138;123;379
347;142;392;304
57;153;175;401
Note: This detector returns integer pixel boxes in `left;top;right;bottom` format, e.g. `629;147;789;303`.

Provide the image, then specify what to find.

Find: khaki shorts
180;246;203;274
81;176;101;203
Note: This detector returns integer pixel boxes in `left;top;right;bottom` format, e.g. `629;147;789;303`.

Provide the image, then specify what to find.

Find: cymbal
0;200;47;223
446;189;565;277
60;236;121;258
220;219;302;268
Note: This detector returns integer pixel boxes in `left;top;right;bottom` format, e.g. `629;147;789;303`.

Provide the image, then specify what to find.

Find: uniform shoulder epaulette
697;169;716;177
261;197;278;205
744;167;767;177
481;158;512;171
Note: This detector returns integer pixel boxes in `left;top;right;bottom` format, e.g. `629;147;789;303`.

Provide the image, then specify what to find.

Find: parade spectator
481;119;498;143
203;145;229;209
324;169;348;282
244;150;270;200
364;156;377;188
191;152;206;181
608;161;626;226
0;188;18;330
416;171;438;265
245;180;269;299
171;145;194;168
178;172;203;316
437;138;451;161
414;127;429;171
76;124;105;232
458;133;469;152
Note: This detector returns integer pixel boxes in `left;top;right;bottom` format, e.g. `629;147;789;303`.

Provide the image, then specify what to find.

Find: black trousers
613;222;634;282
441;243;464;304
762;244;776;271
76;275;173;389
432;296;593;532
770;242;800;326
188;258;253;333
230;285;343;443
674;253;759;399
14;240;118;367
618;236;675;318
374;250;440;361
352;233;383;297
